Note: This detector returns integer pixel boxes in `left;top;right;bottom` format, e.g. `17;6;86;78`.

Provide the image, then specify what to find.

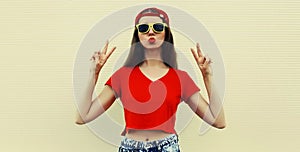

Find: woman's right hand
90;41;116;74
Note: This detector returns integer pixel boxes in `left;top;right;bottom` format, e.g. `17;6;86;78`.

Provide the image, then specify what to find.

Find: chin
141;41;164;50
143;44;161;49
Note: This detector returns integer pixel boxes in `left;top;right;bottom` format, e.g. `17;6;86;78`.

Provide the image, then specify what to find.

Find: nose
148;27;155;35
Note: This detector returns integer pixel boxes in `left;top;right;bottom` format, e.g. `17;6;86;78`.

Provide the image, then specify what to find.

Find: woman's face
137;16;165;50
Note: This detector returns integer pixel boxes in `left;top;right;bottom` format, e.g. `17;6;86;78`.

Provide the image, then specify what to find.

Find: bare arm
185;78;226;129
75;41;116;124
75;74;116;124
188;43;226;129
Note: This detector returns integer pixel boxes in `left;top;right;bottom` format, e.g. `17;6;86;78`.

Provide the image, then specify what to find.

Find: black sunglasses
135;23;168;33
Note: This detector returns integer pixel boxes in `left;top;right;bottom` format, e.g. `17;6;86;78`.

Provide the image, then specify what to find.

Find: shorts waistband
120;134;178;150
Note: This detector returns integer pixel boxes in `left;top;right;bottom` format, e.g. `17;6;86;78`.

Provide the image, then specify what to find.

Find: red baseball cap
135;7;170;26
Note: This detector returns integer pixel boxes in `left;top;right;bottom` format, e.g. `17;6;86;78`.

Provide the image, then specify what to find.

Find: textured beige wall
0;0;299;151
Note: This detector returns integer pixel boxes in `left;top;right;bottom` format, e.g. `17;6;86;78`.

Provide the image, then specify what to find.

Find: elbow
213;122;226;129
212;114;226;129
215;124;226;129
75;120;86;125
75;116;93;125
75;113;87;125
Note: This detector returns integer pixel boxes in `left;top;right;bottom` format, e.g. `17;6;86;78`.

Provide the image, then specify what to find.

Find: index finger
190;48;198;61
101;40;109;54
106;46;117;59
196;43;204;57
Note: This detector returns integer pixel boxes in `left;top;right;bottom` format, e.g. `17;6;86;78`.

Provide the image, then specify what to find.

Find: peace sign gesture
90;41;116;74
191;43;212;77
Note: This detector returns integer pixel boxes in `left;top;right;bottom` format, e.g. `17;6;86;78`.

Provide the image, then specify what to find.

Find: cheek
137;34;141;40
138;34;146;41
159;33;165;40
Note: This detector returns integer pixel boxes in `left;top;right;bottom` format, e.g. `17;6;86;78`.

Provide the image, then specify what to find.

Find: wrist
89;70;100;78
90;68;101;74
202;72;212;80
201;71;213;77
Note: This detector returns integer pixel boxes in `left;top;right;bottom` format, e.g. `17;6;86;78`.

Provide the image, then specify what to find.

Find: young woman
76;7;226;152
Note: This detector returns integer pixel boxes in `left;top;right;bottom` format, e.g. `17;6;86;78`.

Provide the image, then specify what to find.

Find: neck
144;47;162;60
142;48;166;68
141;59;167;68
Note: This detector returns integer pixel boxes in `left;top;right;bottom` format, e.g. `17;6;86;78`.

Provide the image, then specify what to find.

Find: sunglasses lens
153;23;165;32
138;24;149;33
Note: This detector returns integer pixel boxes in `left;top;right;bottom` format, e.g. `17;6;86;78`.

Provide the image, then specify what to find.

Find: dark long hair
123;26;178;69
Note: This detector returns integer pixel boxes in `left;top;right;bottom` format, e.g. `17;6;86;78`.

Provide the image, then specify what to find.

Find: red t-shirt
105;66;200;135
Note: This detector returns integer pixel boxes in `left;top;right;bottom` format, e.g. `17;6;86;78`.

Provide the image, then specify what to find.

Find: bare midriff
125;129;173;142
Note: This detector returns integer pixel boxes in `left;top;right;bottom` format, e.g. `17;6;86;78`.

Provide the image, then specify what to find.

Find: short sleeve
104;69;122;98
180;71;200;102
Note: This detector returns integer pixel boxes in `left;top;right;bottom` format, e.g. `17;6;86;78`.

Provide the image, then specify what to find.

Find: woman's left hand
191;43;212;77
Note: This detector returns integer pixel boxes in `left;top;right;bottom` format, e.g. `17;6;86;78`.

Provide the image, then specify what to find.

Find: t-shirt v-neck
137;66;170;82
104;66;201;135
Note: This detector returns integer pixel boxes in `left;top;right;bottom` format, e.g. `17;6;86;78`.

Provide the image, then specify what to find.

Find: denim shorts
118;134;180;152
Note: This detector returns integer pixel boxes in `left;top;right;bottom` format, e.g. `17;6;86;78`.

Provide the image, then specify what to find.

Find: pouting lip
148;37;156;41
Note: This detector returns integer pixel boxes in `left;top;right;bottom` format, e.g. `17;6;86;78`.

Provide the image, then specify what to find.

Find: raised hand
190;43;212;77
90;41;116;74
